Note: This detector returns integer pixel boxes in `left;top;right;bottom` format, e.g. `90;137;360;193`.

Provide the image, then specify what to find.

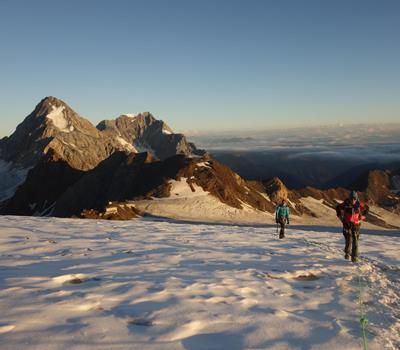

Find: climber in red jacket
336;191;369;262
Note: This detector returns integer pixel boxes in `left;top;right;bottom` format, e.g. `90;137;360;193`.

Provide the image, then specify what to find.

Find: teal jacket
275;204;289;221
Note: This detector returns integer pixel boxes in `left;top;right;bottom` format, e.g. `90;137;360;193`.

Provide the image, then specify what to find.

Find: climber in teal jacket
275;199;290;239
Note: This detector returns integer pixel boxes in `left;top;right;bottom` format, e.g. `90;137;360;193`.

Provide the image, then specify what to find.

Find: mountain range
0;97;399;228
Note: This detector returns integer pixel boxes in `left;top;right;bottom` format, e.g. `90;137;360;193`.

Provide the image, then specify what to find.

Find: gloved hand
287;219;290;225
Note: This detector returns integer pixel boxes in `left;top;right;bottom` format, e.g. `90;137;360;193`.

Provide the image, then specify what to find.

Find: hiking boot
344;254;350;260
351;257;358;263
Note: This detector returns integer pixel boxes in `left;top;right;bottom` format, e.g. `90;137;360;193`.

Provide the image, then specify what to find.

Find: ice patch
46;105;70;133
0;160;29;202
116;136;137;153
195;162;211;169
162;128;173;135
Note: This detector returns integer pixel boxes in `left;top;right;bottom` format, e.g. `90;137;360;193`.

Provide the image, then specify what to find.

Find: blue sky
0;0;399;136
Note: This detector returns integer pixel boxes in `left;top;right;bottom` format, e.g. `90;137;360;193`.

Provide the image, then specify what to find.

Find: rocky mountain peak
97;112;205;160
0;97;128;170
32;96;67;115
122;111;156;123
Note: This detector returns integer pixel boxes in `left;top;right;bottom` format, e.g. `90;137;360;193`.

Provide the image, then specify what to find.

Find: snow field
46;105;70;133
0;216;399;350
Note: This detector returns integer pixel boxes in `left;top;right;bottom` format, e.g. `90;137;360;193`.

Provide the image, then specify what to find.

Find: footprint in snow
128;318;154;327
294;273;320;281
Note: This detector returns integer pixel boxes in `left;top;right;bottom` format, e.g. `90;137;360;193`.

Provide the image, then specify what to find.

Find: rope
357;265;369;350
277;227;371;349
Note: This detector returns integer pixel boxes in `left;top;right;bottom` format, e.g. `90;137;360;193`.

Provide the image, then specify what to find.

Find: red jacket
336;199;369;225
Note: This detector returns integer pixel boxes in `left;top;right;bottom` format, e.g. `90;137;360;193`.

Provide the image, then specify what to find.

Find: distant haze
189;124;400;150
190;124;400;189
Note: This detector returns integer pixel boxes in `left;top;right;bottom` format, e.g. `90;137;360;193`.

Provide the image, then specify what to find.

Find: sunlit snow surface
0;216;399;350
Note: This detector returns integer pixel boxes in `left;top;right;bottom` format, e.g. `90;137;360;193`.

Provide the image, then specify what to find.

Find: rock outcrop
1;150;85;216
53;153;273;218
351;169;400;213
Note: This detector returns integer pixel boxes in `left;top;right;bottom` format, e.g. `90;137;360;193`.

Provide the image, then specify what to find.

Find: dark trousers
343;223;360;260
278;217;286;238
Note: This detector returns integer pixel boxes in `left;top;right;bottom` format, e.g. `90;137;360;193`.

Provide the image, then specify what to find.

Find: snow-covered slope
0;160;30;202
133;176;274;224
0;216;398;349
